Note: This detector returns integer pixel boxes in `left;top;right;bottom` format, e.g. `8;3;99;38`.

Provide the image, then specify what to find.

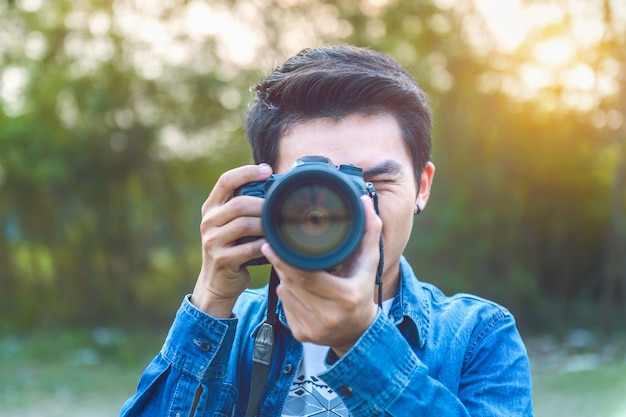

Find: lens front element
278;183;350;256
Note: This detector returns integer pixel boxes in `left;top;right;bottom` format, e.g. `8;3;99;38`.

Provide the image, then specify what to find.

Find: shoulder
398;257;516;349
418;282;520;354
232;286;269;321
421;282;511;322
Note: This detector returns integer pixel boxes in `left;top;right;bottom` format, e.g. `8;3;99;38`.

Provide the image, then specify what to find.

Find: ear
415;162;435;212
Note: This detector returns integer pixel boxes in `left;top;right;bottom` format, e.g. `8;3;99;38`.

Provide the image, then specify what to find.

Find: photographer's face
275;113;434;299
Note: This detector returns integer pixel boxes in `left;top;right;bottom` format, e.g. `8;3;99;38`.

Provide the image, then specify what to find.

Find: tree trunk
600;135;626;335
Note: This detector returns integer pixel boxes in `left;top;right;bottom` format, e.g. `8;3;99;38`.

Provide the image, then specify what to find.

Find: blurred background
0;0;625;415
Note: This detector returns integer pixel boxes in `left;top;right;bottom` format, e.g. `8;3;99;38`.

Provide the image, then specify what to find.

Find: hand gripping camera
235;155;374;270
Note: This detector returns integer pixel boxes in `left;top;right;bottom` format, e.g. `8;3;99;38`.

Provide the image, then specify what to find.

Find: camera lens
262;166;365;270
277;183;350;256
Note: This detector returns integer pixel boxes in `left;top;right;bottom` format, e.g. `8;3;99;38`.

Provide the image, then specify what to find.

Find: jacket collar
389;256;430;348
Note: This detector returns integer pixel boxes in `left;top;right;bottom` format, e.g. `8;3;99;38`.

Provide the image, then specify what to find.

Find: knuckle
319;315;337;331
217;169;237;189
292;326;313;344
247;237;263;253
230;216;261;240
240;216;260;233
211;251;231;270
372;214;383;230
231;195;263;214
200;212;215;235
202;235;217;254
201;197;212;215
238;237;262;260
338;291;359;311
218;166;254;192
228;196;248;214
291;329;305;342
200;215;213;234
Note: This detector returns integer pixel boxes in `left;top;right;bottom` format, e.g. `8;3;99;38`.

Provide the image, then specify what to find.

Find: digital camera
235;155;373;270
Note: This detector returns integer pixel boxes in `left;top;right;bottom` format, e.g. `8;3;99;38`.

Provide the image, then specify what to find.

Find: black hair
245;45;432;180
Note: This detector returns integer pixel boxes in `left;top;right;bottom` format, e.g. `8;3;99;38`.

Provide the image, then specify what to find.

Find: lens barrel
262;163;366;270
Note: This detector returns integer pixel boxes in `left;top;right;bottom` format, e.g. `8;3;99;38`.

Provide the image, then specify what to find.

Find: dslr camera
235;155;374;270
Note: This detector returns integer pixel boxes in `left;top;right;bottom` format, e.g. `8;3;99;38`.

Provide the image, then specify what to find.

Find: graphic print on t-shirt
282;301;394;417
282;373;350;417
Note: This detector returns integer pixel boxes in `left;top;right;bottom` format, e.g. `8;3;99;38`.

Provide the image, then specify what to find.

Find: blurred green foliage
1;0;624;334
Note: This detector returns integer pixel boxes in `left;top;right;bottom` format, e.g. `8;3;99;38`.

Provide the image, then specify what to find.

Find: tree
1;0;623;334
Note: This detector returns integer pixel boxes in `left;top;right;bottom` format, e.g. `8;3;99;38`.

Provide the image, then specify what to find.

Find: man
121;45;533;416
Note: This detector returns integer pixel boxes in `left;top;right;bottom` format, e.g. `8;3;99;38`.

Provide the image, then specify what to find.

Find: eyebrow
362;159;405;178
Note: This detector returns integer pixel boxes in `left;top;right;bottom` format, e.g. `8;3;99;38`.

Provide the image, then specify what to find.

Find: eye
369;176;395;184
369;179;395;190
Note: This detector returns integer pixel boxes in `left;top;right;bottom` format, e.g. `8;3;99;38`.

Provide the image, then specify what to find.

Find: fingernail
259;164;272;176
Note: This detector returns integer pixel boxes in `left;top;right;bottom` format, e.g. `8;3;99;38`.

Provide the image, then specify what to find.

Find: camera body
235;155;373;270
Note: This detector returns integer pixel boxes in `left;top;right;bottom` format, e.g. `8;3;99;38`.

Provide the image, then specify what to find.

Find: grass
0;328;162;417
528;331;626;417
533;365;626;417
1;329;625;417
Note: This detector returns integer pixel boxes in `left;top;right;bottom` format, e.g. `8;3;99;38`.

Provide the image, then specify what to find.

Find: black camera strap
245;267;279;417
245;185;383;417
368;182;385;307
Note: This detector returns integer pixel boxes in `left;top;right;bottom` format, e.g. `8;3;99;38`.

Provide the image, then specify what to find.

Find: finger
261;243;326;279
260;242;277;264
202;164;273;210
261;243;312;286
362;194;383;253
202;195;265;230
262;243;341;300
203;214;264;249
276;284;317;343
214;237;268;268
344;196;383;277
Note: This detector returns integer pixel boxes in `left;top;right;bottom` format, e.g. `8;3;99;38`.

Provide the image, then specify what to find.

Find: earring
414;204;422;215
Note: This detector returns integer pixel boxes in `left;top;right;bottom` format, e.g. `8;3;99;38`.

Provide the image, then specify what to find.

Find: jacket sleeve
120;296;239;417
319;310;533;417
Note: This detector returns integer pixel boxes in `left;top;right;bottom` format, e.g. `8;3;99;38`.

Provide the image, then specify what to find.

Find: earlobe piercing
414;204;422;215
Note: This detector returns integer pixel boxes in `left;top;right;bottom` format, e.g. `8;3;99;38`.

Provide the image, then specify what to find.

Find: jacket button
194;339;212;352
282;364;293;374
337;386;353;397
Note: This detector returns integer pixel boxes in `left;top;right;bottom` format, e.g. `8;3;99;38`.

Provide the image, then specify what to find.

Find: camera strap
367;182;385;307
245;186;384;416
245;267;279;417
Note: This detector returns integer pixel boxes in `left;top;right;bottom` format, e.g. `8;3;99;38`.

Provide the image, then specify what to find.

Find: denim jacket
121;257;533;416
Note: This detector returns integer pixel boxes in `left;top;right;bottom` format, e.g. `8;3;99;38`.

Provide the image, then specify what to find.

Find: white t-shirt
282;299;394;416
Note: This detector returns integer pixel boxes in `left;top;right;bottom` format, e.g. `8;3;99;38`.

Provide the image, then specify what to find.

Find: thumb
347;195;383;276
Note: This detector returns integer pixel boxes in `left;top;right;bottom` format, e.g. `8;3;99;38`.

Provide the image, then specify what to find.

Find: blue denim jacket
121;257;533;416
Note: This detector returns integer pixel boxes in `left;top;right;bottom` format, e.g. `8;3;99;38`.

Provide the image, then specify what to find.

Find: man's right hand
190;164;273;317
